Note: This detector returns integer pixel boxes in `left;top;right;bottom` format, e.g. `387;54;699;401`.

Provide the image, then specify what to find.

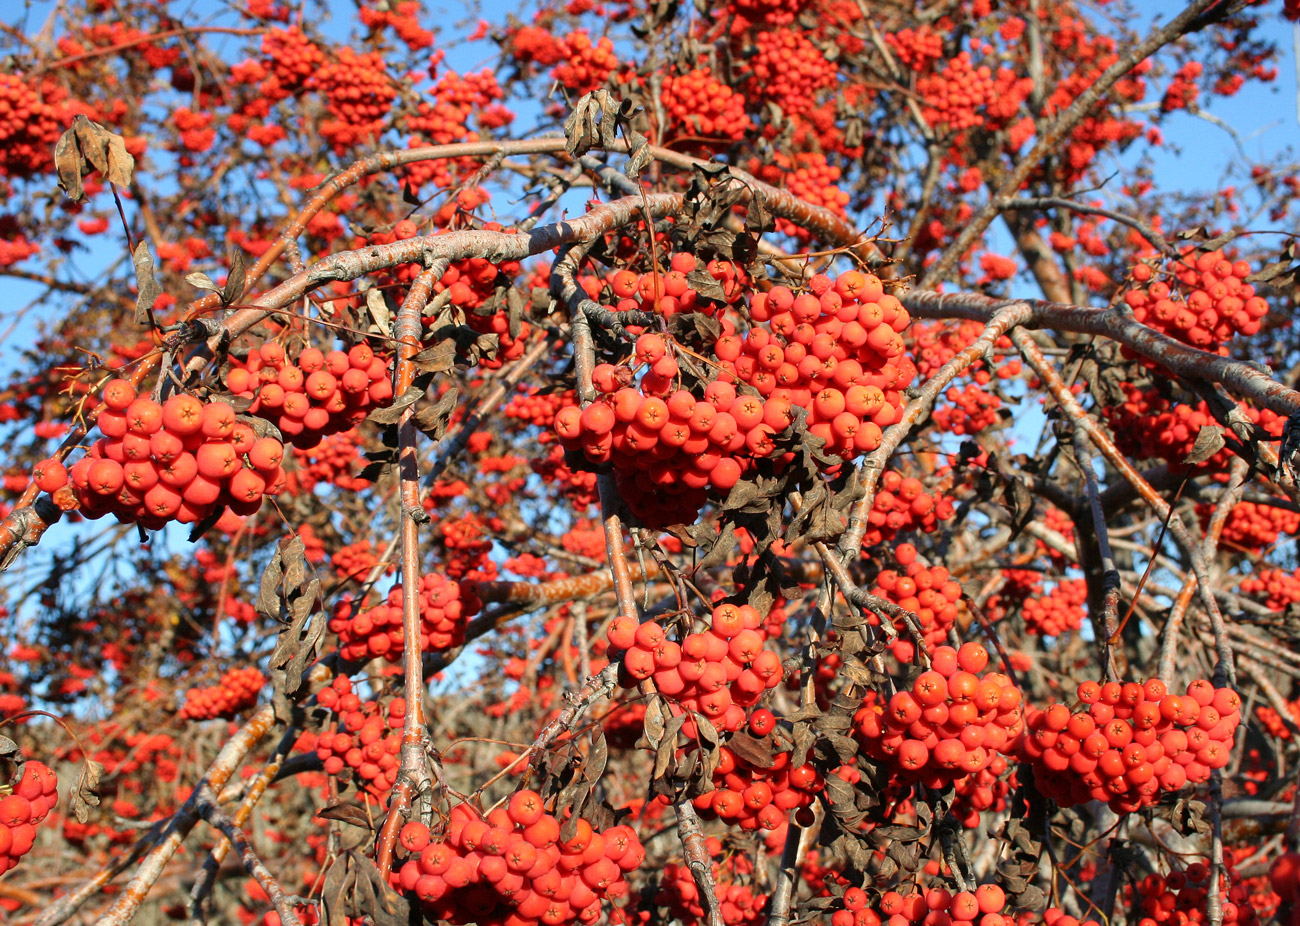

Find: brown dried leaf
1184;425;1226;465
317;801;376;830
71;758;104;823
132;242;162;326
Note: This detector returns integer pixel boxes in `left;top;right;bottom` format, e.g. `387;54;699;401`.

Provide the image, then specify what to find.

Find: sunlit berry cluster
358;0;433;50
917;52;995;131
1130;862;1260;926
331;540;392;583
854;643;1024;788
394;795;644;926
1239;567;1300;610
1124;249;1268;350
869;556;963;650
657;845;768;926
609;603;784;732
0;760;58;874
310;47;397;150
694;735;821;831
884;26;944;72
0;73;70;178
46;382;287;528
746;28;838;114
1200;499;1300;552
1021;678;1241;814
932;382;1003;435
839;884;1010;926
910;319;1020;381
1102;385;1278;470
949;752;1013;828
659;67;752;142
749;153;850;241
287;429;372;494
552;32;618;96
329;573;482;663
1021;579;1087;636
227;342;392;451
314;676;404;798
179;667;265;720
860;471;956;549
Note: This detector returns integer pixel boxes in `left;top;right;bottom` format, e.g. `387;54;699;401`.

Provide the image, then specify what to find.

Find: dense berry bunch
314;677;404;798
310;47;397;150
609;603;784;732
932;382;1003;435
45;381;287;528
0;74;70;178
917;52;995;131
860;471;956;549
870;558;963;650
1239;567;1300;610
331;540;392;583
330;574;482;662
288;429;372;493
259;27;323;96
910;319;1019;380
884;26;944;72
1021;678;1241;813
950;753;1014;828
1201;499;1300;552
853;643;1024;788
227;342;392;451
552;32;617;96
746;29;838;113
657;848;768;926
0;761;58;874
839;884;1010;926
1022;579;1087;636
659;67;752;142
1124;249;1268;350
179;667;266;720
693;724;820;831
394;795;644;926
556;270;915;526
1101;385;1281;470
749;153;850;240
1130;862;1260;926
601;251;746;317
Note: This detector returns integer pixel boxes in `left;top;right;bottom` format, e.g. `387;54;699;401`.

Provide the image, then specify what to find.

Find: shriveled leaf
367;386;425;424
54;128;84;201
410;340;457;375
642;695;666;748
726;731;774;768
186;271;221;294
365;288;391;335
1184;425;1226;465
71;758;104;823
317;801;377;830
223;250;248;305
132;241;162;326
413;386;459;441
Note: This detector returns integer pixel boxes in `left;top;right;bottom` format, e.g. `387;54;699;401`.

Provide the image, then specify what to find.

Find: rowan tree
0;1;1299;926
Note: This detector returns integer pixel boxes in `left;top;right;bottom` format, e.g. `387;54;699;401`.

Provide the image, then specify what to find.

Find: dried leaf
54;128;84;202
186;271;221;294
1184;425;1226;465
365;288;391;335
71;758;104;823
410;340;457;375
642;695;666;749
132;241;162;326
367;385;425;425
223;250;248;305
726;731;775;768
54;115;135;200
317;801;377;830
413;387;459;441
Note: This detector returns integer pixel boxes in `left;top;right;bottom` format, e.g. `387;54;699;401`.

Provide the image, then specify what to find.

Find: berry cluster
1131;862;1260;926
884;26;944;72
657;847;768;926
749;153;850;241
314;676;404;798
917;52;995;131
859;471;956;549
1021;678;1241;814
310;47;397;151
871;553;963;649
1201;499;1300;552
609;603;784;732
602;252;745;318
1021;579;1087;637
227;342;392;451
745;28;838;114
0;74;69;178
331;540;392;583
932;382;1003;435
1239;567;1300;610
394;795;644;926
1124;249;1268;350
693;735;821;831
329;574;482;663
0;760;58;874
910;319;1019;381
43;381;287;528
288;429;372;494
853;643;1024;788
179;667;266;720
659;67;752;142
950;752;1013;828
552;32;618;96
556;270;915;526
1103;385;1264;470
840;884;1009;926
